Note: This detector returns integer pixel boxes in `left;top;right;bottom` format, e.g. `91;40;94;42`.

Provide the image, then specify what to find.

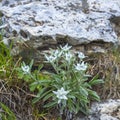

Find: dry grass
0;78;58;120
87;48;120;99
0;79;35;120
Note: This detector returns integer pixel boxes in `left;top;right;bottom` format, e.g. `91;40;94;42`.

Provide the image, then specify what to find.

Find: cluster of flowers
19;43;104;119
21;44;87;104
44;44;88;103
45;44;87;71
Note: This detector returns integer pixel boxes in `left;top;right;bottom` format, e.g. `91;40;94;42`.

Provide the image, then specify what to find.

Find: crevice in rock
81;0;89;13
110;16;120;43
20;30;28;39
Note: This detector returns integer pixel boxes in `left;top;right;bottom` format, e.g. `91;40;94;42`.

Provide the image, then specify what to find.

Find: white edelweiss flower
53;87;69;104
65;52;73;62
75;62;87;71
54;50;62;57
60;44;72;52
21;65;30;74
78;52;85;59
45;54;57;63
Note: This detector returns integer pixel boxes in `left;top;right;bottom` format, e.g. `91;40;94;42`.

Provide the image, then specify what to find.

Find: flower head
45;49;62;63
45;54;57;63
53;87;69;104
65;52;73;62
21;65;30;74
60;44;72;52
78;52;86;59
75;62;87;71
54;50;62;57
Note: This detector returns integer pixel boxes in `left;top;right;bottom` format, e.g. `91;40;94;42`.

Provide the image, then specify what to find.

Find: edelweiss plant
17;60;33;82
34;45;103;116
17;44;103;119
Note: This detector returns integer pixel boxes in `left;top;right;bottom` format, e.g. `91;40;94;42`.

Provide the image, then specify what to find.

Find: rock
0;0;120;62
75;99;120;120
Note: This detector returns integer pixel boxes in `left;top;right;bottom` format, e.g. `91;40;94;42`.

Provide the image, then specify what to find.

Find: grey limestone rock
0;0;120;61
75;99;120;120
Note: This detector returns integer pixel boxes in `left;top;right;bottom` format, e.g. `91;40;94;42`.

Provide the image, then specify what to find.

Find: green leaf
89;74;104;86
75;94;89;103
30;79;51;86
43;93;54;102
79;106;89;115
38;64;43;71
43;101;57;108
89;79;104;86
67;95;75;99
30;59;34;69
29;83;39;91
88;89;100;101
32;88;47;103
79;86;88;97
22;61;26;66
33;88;53;103
83;82;92;89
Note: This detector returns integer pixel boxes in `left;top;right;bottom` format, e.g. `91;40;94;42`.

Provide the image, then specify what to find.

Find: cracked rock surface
0;0;120;45
0;0;120;60
75;99;120;120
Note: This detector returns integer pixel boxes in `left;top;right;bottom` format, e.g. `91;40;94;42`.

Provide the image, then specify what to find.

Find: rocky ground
76;99;120;120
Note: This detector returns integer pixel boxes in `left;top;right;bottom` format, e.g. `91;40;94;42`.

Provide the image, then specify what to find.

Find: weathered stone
0;0;120;61
75;99;120;120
